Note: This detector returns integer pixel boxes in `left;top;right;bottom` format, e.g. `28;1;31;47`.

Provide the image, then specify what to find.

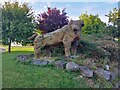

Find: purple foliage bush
37;7;69;33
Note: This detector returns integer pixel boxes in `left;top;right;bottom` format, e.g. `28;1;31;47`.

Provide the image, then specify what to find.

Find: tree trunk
8;38;11;52
8;20;11;52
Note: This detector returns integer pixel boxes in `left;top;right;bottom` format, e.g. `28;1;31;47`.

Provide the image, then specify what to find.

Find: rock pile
16;55;119;84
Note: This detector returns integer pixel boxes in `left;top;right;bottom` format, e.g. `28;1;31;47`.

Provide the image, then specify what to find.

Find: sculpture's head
69;20;84;39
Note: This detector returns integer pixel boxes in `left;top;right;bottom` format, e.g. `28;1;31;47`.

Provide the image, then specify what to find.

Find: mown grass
1;45;34;52
2;46;90;88
0;51;2;90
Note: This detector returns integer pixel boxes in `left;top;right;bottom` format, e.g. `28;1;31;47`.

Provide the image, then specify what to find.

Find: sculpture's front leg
34;41;41;59
63;35;72;58
34;36;42;59
71;39;79;55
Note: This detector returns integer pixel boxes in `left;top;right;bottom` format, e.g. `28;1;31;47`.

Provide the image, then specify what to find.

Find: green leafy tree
105;8;119;26
2;2;34;52
105;8;120;38
79;12;106;34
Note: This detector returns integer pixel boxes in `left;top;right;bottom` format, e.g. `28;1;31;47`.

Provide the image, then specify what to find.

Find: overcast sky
1;0;119;23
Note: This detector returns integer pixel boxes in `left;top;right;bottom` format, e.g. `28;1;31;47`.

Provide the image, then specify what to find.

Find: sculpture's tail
28;33;38;40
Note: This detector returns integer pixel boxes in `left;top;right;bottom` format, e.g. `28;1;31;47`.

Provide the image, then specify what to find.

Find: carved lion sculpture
34;20;84;59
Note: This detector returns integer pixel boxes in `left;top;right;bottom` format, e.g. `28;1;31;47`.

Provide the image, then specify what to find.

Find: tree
37;7;69;33
105;8;119;26
79;12;106;34
105;8;120;38
2;2;34;52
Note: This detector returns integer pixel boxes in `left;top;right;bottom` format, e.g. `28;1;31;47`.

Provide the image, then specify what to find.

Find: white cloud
1;0;119;4
108;0;119;2
47;2;51;7
99;15;108;23
78;4;99;14
68;15;79;20
68;15;108;23
67;3;70;7
32;2;51;16
0;0;115;24
23;0;119;2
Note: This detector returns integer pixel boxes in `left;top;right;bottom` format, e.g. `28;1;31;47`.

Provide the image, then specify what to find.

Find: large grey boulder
79;66;93;78
110;68;119;81
95;68;111;80
66;62;80;71
54;60;67;69
18;55;29;60
110;72;117;81
17;55;30;63
17;54;34;61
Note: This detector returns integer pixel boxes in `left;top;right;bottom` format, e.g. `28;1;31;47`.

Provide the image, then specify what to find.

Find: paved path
0;47;6;53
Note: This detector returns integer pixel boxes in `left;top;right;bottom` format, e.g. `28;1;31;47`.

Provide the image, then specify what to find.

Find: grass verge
2;47;89;88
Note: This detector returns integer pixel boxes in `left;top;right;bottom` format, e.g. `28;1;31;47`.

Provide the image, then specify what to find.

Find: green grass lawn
2;46;90;88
